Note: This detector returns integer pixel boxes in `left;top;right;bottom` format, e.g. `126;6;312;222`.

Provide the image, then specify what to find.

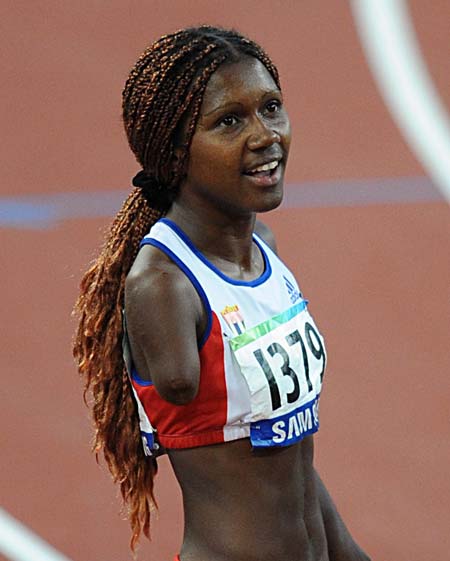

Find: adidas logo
283;275;302;304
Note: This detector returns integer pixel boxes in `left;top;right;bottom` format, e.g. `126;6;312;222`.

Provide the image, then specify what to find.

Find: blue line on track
0;176;444;229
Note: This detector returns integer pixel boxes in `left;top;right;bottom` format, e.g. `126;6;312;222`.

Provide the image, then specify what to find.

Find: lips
244;159;280;175
243;156;281;175
243;159;283;187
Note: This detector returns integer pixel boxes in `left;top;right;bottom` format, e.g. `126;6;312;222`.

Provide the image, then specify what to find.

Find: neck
166;199;257;270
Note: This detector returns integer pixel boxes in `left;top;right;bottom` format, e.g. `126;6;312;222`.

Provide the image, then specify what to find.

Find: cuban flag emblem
221;304;246;336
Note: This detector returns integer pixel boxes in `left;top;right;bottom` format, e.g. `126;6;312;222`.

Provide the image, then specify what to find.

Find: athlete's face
180;56;291;216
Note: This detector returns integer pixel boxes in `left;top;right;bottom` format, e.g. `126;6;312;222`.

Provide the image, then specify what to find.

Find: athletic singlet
123;218;327;454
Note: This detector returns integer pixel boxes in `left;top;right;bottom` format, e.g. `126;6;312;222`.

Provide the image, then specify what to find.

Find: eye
218;114;239;128
265;99;282;113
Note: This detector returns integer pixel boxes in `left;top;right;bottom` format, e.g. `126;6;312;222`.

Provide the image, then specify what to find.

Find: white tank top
126;218;327;453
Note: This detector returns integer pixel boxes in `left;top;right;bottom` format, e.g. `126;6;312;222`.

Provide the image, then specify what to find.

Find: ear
173;146;183;162
171;145;186;174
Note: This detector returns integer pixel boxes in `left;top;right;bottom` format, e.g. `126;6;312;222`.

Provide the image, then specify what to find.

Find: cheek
188;150;217;181
190;141;237;178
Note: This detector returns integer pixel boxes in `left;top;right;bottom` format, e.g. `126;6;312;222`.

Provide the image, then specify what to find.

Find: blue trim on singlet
139;238;213;350
159;218;273;287
131;367;153;386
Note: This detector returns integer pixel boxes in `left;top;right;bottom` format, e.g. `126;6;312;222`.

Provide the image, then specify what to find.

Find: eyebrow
202;89;281;118
203;102;243;118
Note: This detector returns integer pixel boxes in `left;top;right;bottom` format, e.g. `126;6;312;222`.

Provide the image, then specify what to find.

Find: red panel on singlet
131;312;228;448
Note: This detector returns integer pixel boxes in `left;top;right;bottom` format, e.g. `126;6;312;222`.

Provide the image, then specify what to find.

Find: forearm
314;470;371;561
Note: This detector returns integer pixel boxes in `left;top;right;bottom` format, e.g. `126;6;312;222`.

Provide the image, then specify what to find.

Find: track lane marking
351;0;450;204
0;508;74;561
0;176;444;229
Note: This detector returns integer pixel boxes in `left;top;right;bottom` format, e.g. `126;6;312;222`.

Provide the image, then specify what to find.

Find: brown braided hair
73;25;280;551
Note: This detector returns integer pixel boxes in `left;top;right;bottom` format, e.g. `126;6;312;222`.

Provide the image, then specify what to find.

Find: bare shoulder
254;219;278;254
124;245;205;404
125;244;205;338
125;244;196;307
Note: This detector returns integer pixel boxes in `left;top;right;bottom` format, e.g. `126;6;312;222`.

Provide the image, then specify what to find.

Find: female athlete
73;25;370;561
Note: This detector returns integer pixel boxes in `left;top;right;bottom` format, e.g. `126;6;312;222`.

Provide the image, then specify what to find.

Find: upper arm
254;219;278;254
124;246;205;405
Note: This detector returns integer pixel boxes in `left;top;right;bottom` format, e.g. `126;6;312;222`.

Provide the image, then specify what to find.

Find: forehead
200;57;279;114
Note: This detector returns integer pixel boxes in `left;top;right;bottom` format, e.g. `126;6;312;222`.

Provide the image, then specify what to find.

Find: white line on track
350;0;450;204
0;508;74;561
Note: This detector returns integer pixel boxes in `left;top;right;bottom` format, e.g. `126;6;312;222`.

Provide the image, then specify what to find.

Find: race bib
229;300;326;447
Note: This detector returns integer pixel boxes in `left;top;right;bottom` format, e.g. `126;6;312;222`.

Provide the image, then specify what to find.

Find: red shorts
174;557;180;561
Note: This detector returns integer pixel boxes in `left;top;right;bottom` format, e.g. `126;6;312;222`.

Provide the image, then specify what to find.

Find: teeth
250;160;279;173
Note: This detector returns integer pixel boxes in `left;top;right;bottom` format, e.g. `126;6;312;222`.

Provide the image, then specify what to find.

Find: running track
1;2;450;560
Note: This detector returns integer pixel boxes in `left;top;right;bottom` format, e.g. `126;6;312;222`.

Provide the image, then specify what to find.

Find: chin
256;186;284;213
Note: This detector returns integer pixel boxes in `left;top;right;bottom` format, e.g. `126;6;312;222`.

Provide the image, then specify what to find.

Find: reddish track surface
2;2;450;561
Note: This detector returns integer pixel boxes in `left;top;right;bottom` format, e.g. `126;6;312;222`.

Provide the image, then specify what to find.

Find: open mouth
244;160;280;178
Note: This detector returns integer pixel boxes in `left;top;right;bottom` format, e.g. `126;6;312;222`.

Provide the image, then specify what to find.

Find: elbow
156;375;198;405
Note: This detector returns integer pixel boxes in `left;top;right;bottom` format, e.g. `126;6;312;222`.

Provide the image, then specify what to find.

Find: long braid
73;25;280;550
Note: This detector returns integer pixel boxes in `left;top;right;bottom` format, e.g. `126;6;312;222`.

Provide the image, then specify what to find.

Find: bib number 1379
252;322;325;411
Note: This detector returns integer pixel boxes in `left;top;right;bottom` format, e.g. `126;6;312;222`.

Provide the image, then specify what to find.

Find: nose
246;117;281;151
